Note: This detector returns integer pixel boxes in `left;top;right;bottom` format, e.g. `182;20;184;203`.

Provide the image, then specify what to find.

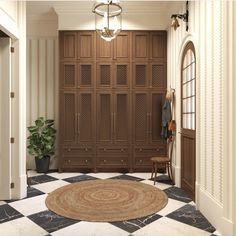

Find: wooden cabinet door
97;92;113;144
114;32;130;61
60;91;77;145
60;62;77;89
149;92;164;144
78;31;94;60
132;32;149;60
59;31;77;60
78;92;95;144
113;92;130;144
150;31;167;61
96;35;113;60
133;92;149;144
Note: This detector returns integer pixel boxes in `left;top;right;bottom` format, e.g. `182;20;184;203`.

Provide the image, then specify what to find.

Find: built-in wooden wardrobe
59;30;167;172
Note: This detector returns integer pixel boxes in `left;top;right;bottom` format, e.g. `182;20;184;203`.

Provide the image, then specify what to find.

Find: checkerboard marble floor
0;171;221;236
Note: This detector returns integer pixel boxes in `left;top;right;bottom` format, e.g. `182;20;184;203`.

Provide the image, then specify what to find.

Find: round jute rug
45;179;168;222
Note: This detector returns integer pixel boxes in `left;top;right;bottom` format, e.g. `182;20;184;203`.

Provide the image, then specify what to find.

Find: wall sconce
92;0;122;42
171;1;189;31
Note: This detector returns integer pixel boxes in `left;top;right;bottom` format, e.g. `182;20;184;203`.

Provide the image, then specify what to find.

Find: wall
26;11;58;170
167;1;235;235
0;1;27;199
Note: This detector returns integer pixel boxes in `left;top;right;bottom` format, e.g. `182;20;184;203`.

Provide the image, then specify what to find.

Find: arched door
181;41;196;201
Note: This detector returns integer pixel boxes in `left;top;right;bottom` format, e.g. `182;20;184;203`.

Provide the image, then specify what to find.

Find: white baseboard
172;164;181;187
11;174;27;199
198;187;234;236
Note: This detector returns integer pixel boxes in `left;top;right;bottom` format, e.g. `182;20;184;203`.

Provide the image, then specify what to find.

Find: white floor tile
32;180;70;193
51;221;128;236
134;217;212;236
0;217;47;236
9;194;48;216
27;170;44;178
140;179;171;190
0;201;6;205
47;172;83;179
87;172;122;179
126;172;154;180
157;198;186;216
212;230;222;236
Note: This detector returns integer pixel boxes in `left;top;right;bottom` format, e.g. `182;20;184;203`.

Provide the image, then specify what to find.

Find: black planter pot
35;156;50;173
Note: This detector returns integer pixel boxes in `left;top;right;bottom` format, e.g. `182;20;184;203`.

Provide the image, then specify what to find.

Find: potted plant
27;117;56;173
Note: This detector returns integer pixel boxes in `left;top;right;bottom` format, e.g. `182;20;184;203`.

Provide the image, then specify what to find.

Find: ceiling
26;1;184;29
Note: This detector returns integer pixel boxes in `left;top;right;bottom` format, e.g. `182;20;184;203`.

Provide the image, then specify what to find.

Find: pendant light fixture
92;0;122;42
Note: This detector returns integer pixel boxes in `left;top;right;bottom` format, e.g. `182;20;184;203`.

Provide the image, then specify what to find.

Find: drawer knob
67;148;71;152
121;159;124;163
85;148;88;152
85;159;88;163
103;159;106;163
121;148;124;152
103;148;106;152
67;159;71;163
139;159;143;163
156;148;160;152
139;148;142;152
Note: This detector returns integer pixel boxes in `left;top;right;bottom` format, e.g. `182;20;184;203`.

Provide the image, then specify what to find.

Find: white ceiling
26;1;184;29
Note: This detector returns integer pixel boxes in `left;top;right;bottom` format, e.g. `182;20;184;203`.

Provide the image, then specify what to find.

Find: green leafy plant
27;117;56;159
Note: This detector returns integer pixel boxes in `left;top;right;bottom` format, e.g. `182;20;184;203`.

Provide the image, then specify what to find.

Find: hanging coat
161;100;172;139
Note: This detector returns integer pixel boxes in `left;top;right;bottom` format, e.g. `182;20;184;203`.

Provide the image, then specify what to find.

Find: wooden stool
151;137;174;185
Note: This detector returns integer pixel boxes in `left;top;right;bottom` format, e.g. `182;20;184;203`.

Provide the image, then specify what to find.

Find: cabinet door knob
139;159;143;163
85;159;88;163
103;148;106;152
156;148;160;152
103;159;106;163
67;159;71;163
121;148;124;152
67;148;71;152
85;148;88;152
139;148;142;152
121;159;124;163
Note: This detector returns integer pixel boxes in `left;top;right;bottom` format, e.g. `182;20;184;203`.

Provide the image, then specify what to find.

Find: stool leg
169;163;175;185
154;162;157;185
151;162;154;179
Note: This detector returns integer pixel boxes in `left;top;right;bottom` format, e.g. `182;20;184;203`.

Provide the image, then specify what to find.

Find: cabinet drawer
63;157;93;167
97;156;128;166
63;146;94;156
134;146;166;155
97;147;129;155
134;156;153;166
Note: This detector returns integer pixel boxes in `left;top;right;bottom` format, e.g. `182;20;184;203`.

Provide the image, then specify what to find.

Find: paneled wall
26;38;58;169
167;1;234;235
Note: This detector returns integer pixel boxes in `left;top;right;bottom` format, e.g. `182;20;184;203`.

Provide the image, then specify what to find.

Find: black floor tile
62;174;98;183
150;174;174;185
164;186;192;203
28;175;58;185
111;213;162;233
109;174;144;182
28;210;78;233
167;204;216;233
0;204;23;224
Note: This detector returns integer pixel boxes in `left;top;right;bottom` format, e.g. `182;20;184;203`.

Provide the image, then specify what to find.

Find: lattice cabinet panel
115;64;129;87
78;92;94;143
133;92;149;143
114;92;130;144
150;63;166;88
133;64;148;87
150;92;164;143
60;91;77;145
60;31;77;60
97;63;112;87
79;63;93;87
60;62;77;88
97;92;112;143
78;31;94;60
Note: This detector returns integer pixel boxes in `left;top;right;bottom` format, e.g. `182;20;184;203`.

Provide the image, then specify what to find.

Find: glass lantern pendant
93;0;122;42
